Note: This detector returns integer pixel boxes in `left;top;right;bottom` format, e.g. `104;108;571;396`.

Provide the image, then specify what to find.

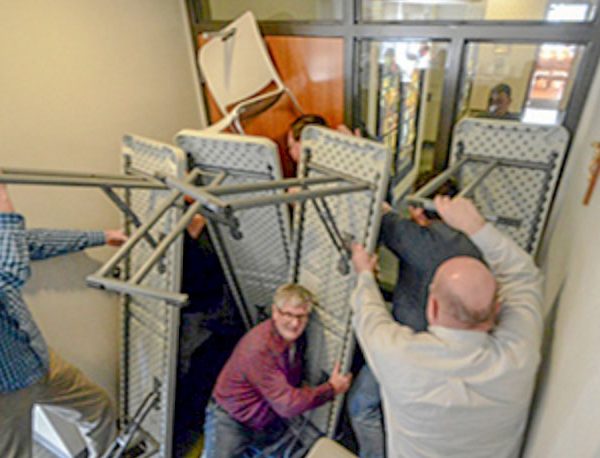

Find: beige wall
207;0;339;21
0;0;203;399
484;0;548;20
469;43;536;113
524;59;600;456
468;0;548;112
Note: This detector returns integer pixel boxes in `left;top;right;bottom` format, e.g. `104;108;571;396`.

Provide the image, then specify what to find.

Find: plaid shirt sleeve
0;213;106;288
0;213;31;290
25;228;105;261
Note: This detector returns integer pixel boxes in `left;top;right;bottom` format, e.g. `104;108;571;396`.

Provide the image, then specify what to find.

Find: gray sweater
379;211;484;331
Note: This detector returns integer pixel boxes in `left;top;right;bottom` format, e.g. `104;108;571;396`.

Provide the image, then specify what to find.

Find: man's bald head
428;257;498;331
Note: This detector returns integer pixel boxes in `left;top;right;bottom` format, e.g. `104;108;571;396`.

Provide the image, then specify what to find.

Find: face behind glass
272;302;311;342
488;92;511;116
287;130;302;164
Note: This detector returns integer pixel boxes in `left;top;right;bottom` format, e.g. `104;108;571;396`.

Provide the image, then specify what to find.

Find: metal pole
457;160;499;197
165;176;229;211
0;173;166;189
95;169;201;277
308;162;374;188
101;187;158;249
209;175;345;195
226;183;370;211
466;154;553;171
87;275;189;306
0;167;153;181
412;157;469;198
130;171;226;286
129;200;202;285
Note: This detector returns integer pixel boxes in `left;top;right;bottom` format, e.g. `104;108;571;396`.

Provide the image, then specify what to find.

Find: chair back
198;11;285;116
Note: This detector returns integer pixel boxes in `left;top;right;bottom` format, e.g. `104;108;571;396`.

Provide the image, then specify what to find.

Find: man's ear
426;296;438;325
492;300;501;323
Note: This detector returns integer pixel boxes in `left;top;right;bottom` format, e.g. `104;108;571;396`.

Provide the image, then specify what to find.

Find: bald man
347;174;483;458
351;197;543;458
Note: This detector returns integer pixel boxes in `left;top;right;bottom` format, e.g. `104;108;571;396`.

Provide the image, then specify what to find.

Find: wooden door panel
198;34;344;176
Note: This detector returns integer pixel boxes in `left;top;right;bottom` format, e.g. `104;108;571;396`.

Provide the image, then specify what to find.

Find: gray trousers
0;349;116;458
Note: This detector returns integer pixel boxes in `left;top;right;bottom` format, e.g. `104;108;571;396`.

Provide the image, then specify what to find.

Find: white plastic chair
198;10;303;133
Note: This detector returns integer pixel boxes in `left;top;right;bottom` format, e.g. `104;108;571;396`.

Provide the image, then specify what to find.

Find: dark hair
414;171;459;220
413;170;459;197
490;83;512;98
289;114;327;141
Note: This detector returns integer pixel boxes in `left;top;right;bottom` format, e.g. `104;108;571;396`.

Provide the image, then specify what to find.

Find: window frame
185;0;600;170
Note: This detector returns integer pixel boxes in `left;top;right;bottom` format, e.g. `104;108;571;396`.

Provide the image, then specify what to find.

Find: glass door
356;40;450;199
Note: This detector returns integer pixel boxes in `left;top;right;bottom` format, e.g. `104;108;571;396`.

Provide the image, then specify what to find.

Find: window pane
361;0;597;22
458;42;585;125
198;0;343;21
356;40;450;194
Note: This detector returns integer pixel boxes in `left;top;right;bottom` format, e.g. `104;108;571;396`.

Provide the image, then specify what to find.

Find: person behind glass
286;114;327;173
202;283;352;458
350;196;543;457
286;114;361;201
485;82;520;120
286;114;361;168
0;184;127;458
347;171;484;458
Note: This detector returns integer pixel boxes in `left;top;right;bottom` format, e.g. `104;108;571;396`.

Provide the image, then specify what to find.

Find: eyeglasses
275;306;311;322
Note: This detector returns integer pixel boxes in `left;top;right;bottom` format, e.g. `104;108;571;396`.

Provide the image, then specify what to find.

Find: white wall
207;0;334;21
0;0;203;403
524;59;600;456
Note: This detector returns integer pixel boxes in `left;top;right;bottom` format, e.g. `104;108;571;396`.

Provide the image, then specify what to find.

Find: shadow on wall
23;253;104;294
521;279;564;455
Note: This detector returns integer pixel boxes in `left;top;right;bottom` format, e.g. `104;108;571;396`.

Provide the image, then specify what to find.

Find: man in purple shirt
202;284;352;458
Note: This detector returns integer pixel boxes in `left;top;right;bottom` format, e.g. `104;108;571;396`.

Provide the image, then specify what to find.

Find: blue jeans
347;365;385;458
202;400;287;458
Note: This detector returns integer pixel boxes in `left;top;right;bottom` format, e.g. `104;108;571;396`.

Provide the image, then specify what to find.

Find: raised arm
434;196;543;345
350;243;419;380
378;207;425;258
24;229;106;260
0;184;126;262
0;184;15;213
25;226;125;260
0;185;31;290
